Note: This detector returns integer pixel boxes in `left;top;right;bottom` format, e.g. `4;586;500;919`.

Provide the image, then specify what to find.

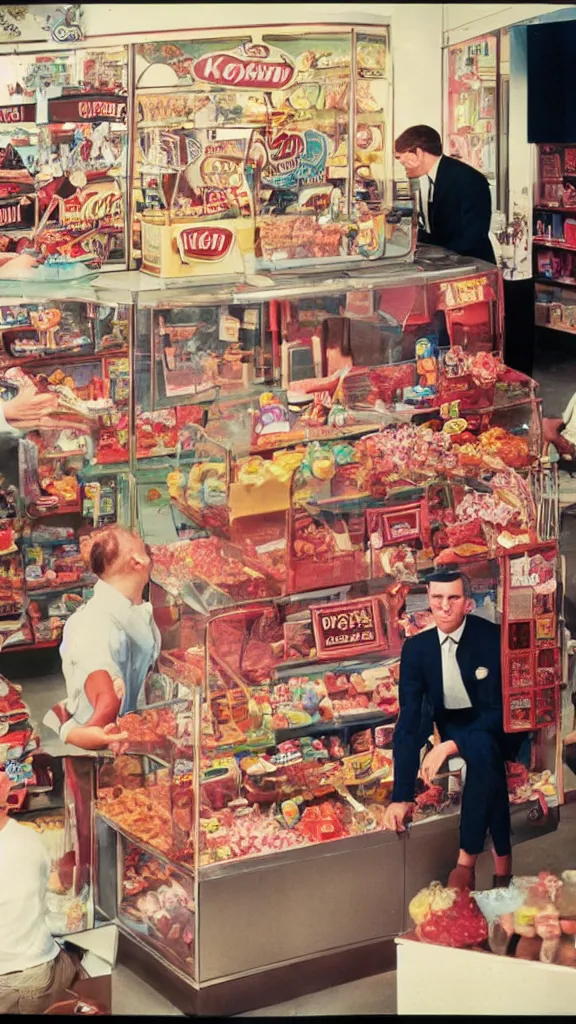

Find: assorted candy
407;871;576;968
409;882;488;948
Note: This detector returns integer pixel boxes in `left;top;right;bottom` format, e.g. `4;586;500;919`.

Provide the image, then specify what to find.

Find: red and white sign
48;94;126;124
192;43;296;91
0;104;35;124
177;225;234;264
311;596;387;659
0;202;23;227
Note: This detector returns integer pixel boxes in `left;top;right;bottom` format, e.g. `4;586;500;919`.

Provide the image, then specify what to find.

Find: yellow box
141;215;254;278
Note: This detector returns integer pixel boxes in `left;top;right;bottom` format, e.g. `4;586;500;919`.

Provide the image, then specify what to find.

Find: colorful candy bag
409;882;488;948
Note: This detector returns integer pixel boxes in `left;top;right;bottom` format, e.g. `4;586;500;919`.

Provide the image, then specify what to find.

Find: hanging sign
192;42;296;91
0;199;27;229
47;94;127;124
0;104;36;124
311;596;387;659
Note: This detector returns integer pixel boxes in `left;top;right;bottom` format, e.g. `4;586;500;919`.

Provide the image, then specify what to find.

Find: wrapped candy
472;884;525;954
409;883;487;948
471;351;501;387
408;882;456;926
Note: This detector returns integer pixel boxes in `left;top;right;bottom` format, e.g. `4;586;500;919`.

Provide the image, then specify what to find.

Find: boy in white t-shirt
0;772;79;1013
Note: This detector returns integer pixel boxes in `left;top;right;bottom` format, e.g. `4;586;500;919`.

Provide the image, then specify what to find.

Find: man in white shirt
44;525;160;751
0;771;79;1013
383;571;523;891
542;392;576;462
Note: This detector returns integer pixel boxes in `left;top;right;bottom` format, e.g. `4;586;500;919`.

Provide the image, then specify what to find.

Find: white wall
444;3;576;43
81;4;393;38
391;4;443;135
79;2;444;172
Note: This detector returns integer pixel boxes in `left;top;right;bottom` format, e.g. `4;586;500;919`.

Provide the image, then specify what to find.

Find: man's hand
420;739;459;786
102;722;130;756
4;391;59;430
383;801;414;833
65;722;129;752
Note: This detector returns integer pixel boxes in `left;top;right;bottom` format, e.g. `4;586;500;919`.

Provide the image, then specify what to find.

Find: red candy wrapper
416;890;488;948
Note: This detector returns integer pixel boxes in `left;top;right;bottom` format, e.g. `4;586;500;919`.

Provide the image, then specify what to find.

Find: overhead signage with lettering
311;596;387;659
0;105;36;125
192;42;296;91
48;94;127;124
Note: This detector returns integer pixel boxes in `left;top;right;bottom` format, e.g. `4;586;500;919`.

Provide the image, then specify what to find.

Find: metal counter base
117;929;396;1016
112;816;460;1016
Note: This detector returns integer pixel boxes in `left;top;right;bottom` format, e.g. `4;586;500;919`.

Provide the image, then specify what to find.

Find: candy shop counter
93;806;444;1015
91;799;560;1016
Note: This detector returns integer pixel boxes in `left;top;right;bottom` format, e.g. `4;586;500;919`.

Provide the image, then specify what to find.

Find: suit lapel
455;617;476;703
427;628;444;710
429;157;449;232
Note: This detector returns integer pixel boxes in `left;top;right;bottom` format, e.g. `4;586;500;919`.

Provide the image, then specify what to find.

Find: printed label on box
311;596;386;658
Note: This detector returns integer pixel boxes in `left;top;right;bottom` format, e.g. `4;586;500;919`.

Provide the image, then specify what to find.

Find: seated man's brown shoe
447;864;476;890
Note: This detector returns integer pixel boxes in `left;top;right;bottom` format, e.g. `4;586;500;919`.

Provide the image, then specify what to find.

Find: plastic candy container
472;884;525;955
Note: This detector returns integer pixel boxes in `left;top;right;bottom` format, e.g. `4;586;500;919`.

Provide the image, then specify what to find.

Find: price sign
311;596;386;659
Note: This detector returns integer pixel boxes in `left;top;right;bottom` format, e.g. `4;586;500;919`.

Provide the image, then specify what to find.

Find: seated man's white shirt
57;578;160;741
562;392;576;447
438;619;472;710
0;818;59;974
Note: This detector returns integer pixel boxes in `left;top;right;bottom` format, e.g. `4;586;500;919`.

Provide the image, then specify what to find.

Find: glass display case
0;46;129;273
9;751;97;936
90;252;562;1009
533;143;576;337
132;24;412;277
446;33;499;210
0;280;132;649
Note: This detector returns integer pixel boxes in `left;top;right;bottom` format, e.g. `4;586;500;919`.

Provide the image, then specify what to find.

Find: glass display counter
0;278;133;649
132;24;411;276
84;252;563;1013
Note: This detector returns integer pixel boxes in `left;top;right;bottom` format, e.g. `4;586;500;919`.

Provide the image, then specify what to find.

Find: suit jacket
418;155;496;265
392;614;502;802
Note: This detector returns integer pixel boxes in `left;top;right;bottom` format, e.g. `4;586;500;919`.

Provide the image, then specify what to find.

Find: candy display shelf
54;250;560;1016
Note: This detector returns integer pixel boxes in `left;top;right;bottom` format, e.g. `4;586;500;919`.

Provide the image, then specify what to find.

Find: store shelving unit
533;143;576;338
445;32;500;210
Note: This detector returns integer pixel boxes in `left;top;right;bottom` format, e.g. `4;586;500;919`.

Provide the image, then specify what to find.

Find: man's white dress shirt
437;618;472;710
54;578;161;741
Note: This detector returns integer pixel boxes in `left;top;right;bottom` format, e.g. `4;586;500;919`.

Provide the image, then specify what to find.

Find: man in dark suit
383;571;520;890
394;124;496;265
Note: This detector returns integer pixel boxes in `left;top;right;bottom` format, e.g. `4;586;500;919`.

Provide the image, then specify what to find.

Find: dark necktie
427;175;434;232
